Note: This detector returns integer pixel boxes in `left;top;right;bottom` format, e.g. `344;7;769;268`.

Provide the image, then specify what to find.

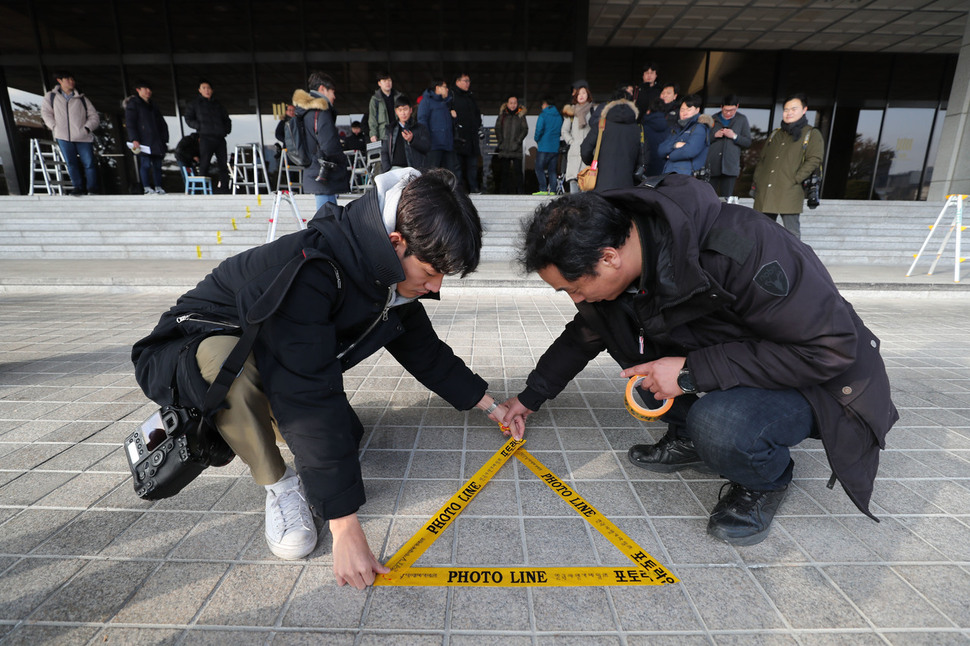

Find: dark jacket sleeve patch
753;260;790;297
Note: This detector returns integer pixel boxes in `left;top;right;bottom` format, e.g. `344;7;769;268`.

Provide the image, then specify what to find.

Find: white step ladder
27;139;72;196
275;149;304;194
266;188;306;243
231;143;271;194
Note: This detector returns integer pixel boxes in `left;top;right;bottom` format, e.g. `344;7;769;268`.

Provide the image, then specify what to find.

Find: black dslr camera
802;169;821;209
315;158;337;183
125;405;234;500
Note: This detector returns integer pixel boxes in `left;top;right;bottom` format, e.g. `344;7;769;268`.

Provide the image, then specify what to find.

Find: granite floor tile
823;565;953;629
679;567;786;631
29;558;157;623
196;563;302;626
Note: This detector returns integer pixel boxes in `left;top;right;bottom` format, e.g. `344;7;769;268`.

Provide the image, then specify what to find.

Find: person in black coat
634;62;661;117
641;98;669;177
292;71;350;209
502;176;897;547
124;80;169;194
451;72;483;192
580;92;642;193
380;94;430;171
184;79;232;193
132;168;513;585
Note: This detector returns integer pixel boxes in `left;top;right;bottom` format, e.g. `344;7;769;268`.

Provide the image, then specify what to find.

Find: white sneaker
154;187;166;195
143;187;154;195
265;471;318;560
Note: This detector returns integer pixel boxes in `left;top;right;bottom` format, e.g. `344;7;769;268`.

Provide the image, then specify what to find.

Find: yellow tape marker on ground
624;376;673;420
376;435;677;587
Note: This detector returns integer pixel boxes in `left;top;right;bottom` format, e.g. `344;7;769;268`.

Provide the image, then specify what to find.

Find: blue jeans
315;193;337;210
139;154;163;189
683;387;814;491
535;151;558;192
57;140;98;194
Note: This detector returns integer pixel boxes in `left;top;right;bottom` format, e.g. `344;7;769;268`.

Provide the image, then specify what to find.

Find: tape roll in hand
624;376;673;421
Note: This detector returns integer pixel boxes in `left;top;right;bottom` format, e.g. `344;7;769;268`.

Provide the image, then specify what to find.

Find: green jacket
368;89;402;142
753;126;823;215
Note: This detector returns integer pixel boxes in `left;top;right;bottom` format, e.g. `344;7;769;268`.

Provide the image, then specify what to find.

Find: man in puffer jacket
292;71;350;209
417;79;457;172
41;71;100;195
533;97;563;195
658;94;712;177
184;79;233;193
494;95;529;194
132;168;513;586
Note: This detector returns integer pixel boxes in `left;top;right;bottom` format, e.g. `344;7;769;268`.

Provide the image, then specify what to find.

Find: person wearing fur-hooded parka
580;98;643;193
291;86;350;203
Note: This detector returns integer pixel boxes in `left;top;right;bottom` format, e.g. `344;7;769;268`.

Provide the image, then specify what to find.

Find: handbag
577;116;606;192
124;322;260;500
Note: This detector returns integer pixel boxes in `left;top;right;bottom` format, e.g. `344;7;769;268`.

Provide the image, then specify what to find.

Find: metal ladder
231;143;271;194
28;139;72;196
275;149;304;194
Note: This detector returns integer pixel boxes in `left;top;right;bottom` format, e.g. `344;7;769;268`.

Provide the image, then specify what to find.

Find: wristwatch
677;369;697;394
483;399;499;416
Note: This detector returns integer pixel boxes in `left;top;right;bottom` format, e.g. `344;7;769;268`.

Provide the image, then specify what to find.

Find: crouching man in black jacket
132;168;511;588
501;174;897;546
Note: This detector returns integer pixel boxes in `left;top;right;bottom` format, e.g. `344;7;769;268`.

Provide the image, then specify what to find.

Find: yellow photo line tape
379;436;526;577
376;432;677;587
378;566;674;587
625;375;673;420
514;448;677;584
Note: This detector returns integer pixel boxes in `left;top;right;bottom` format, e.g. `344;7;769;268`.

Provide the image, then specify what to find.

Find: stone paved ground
1;289;968;645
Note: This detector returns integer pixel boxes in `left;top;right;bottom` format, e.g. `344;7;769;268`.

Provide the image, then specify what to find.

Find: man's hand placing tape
619;356;688;400
477;394;522;439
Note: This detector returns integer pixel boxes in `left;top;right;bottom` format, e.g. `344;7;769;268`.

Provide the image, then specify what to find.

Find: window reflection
873;108;935;201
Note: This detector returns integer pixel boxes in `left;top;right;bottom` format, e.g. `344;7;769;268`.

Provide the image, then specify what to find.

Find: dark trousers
766;213;801;239
199;135;230;193
496;156;523;194
57;140;98;194
138;154;163;189
710;174;737;198
658;387;815;491
456;152;480;192
534;151;558;192
426;149;457;175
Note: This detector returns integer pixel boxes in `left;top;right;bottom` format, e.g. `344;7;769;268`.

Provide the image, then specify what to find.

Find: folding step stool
231;143;271;194
28;139;72;196
275;149;304;194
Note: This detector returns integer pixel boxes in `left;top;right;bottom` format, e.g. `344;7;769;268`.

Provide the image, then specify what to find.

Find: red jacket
519;174;897;518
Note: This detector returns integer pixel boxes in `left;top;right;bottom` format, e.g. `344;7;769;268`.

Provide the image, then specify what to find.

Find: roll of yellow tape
624;376;673;420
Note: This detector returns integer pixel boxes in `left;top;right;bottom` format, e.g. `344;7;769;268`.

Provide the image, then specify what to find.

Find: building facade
0;0;963;199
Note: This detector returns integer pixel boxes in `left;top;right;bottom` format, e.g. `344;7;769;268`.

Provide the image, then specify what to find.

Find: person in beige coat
560;82;593;193
752;93;824;238
41;71;100;195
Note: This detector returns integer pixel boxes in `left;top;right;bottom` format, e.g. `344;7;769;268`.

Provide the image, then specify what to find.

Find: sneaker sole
706;522;770;546
627;453;715;474
265;530;319;560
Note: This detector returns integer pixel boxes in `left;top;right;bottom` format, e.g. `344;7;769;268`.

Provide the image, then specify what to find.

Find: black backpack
283;111;317;167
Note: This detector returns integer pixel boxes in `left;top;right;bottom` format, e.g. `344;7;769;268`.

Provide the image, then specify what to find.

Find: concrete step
0;194;953;266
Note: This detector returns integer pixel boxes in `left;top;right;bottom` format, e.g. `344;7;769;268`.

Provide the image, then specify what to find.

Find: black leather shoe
627;432;712;473
707;482;788;546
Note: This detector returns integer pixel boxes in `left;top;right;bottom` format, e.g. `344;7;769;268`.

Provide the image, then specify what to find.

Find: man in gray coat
41;71;100;195
706;94;751;199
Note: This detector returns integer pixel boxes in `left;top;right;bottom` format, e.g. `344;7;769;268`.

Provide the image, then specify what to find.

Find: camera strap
200;322;261;415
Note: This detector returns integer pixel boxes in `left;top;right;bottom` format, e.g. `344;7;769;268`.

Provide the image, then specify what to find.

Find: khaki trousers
195;335;286;485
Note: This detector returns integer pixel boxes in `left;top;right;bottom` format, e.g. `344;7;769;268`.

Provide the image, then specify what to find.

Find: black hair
519;193;633;280
430;78;447;90
722;94;739;107
682;94;702;109
641;62;659;74
133;79;151;90
647;97;666;113
662;82;680;96
307;71;335;92
53;70;74;81
784;92;808;108
541;95;555;106
454;72;470;83
199;79;212;88
396;169;482;277
612;83;633;102
394;93;412;108
377;71;392;82
351;120;361;128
